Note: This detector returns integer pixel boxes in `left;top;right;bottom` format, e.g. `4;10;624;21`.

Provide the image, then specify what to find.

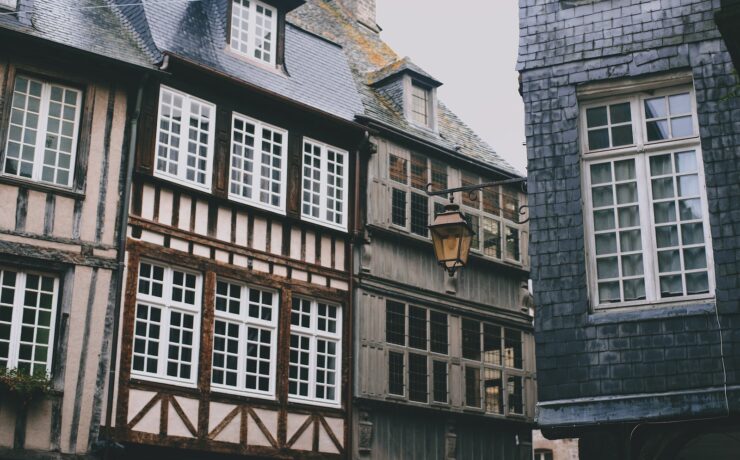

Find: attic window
0;0;17;11
230;0;277;66
411;83;431;127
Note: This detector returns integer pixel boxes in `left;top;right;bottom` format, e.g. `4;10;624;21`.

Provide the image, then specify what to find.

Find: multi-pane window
289;298;342;406
230;0;277;66
2;75;82;187
132;262;201;385
385;300;449;404
462;319;526;415
229;112;287;212
389;152;447;237
211;280;278;398
301;138;348;230
535;450;554;460
155;86;215;190
581;85;712;308
0;269;58;376
411;83;431;127
459;171;524;263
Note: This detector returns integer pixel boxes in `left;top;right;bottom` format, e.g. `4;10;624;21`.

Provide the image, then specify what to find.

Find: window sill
287;395;341;409
129;372;198;389
152;171;211;195
210;384;276;401
228;193;285;216
300;214;347;233
0;174;84;199
222;47;286;78
587;300;716;325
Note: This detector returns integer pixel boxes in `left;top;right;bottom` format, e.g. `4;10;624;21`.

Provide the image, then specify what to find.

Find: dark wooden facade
107;57;367;459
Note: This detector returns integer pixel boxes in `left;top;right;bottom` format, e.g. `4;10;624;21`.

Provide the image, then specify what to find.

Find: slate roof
366;56;441;87
0;0;155;69
112;0;363;122
288;0;520;177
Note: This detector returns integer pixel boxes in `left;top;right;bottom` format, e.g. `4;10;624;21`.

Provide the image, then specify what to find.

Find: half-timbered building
0;0;156;458
290;2;537;459
106;1;369;459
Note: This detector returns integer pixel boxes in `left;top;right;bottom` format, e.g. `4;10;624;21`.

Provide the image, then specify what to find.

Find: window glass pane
430;160;447;192
258;126;285;207
289;334;311;397
465;366;481;408
504;329;523;368
645;97;667;119
165;311;195;379
326;149;346;225
411;84;429;126
587;129;609;150
133;304;161;374
291;298;311;328
669;93;691;114
595;233;617;255
389;154;407;183
230;116;256;199
482;184;500;214
655;226;679;248
598;282;621;303
462;319;480;360
482;218;500;258
660;275;683;297
484;368;502;413
611;125;634;146
385;301;405;345
482;324;501;365
610;103;631;124
388;351;404;395
246;326;273;392
681;223;704;245
314;338;338;400
253;3;275;64
505;227;520;261
671;116;693;137
685;272;709;295
408;353;428;402
432;360;448;403
677;175;699;197
410;193;429;236
429;311;448;354
410;152;427;190
586;106;607;127
623;279;646;301
590;163;612;185
502;187;520;221
391;188;406;227
507;375;523;414
230;0;251;55
675;151;697;173
461;172;480;208
465;214;480;250
646;120;669;141
408;306;427;350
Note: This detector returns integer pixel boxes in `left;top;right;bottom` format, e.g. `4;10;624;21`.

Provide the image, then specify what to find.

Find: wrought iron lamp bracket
425;177;529;224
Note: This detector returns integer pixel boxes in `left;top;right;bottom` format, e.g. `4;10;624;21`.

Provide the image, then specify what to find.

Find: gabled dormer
227;0;304;68
368;57;442;131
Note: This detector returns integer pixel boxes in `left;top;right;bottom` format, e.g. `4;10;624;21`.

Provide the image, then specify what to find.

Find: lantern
428;202;474;276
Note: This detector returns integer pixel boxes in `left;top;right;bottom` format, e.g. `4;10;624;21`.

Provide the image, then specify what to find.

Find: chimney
334;0;379;32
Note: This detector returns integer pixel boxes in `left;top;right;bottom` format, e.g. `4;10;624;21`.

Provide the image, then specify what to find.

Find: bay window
581;84;713;308
389;151;447;237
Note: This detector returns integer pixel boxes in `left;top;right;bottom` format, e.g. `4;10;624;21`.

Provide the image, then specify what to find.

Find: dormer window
411;83;430;127
230;0;277;66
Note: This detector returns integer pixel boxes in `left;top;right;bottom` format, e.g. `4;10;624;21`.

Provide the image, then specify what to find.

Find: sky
375;0;527;174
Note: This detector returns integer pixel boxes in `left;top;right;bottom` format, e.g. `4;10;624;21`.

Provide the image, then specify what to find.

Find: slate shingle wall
518;0;740;418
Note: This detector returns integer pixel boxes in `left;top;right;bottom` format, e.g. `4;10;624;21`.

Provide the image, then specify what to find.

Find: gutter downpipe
103;72;149;457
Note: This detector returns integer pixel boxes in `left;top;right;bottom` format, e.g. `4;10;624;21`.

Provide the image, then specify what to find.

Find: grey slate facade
518;0;740;458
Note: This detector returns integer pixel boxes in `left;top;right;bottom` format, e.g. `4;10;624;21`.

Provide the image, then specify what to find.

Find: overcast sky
375;0;527;174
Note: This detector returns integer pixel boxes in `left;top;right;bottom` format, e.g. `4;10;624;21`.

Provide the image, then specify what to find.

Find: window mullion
252;123;263;203
319;147;330;222
177;96;192;182
8;272;25;369
33;83;51;182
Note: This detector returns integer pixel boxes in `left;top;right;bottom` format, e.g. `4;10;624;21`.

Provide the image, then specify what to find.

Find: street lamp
426;176;528;277
428;201;474;277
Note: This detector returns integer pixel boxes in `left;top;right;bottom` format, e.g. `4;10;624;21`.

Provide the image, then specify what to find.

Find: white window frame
2;75;82;188
301;138;349;231
410;82;431;128
210;278;278;400
0;268;59;375
154;85;216;192
580;84;715;310
131;261;202;388
229;112;288;214
288;297;342;407
229;0;278;66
